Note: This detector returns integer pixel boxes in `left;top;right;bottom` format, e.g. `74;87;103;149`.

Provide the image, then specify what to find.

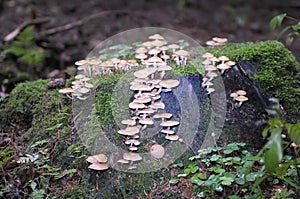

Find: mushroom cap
174;50;190;57
130;84;153;92
147;56;163;63
160;120;180;127
86;153;108;163
161;129;175;134
210;57;220;63
206;72;218;78
202;52;214;59
125;139;141;146
153;112;172;119
138;108;155;114
75;74;86;79
203;81;213;87
88;163;109;170
131;78;148;84
148;34;165;40
129;102;146;109
79;87;90;94
142;41;153;48
139;118;154;125
218;56;229;62
168;44;180;49
135;53;148;60
230;92;238;98
151;40;165;47
206;87;215;93
165;135;179;141
117;159;129;164
157;65;172;72
147;79;161;85
59;88;74;94
236;95;248;102
206;40;217;46
123;152;142;161
160;46;169;51
159;79;180;88
129;146;138;151
121;119;136;126
205;65;217;71
75;60;88;66
150;101;165;109
84;83;94;88
150;144;165;159
217;63;230;70
202;59;211;65
225;60;236;66
148;48;161;55
212;37;228;44
160;54;170;60
133;97;152;104
135;47;148;54
118;126;140;136
236;90;247;96
152;94;161;100
134;67;157;78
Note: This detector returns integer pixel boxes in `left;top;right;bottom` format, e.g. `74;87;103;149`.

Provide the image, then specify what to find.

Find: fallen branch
3;18;51;43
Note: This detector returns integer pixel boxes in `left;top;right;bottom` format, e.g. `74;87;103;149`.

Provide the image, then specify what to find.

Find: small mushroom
235;95;248;107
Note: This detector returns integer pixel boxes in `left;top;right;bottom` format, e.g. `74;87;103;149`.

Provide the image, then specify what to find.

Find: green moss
209;41;300;114
61;187;88;199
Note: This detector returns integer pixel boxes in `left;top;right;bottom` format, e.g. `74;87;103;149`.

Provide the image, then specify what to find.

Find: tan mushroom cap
136;47;148;54
148;48;161;55
135;53;148;60
123;152;142;161
88;163;109;170
125;139;141;146
160;46;169;51
129;146;138;151
217;63;230;70
152;94;161;100
206;72;218;78
161;129;175;134
149;34;165;40
153;112;172;119
86;153;108;164
210;57;220;63
75;74;86;79
160;54;170;60
230;92;238;98
206;40;217;46
165;134;179;141
206;87;215;94
151;40;165;47
226;61;236;66
236;95;248;102
174;49;190;57
134;67;157;78
130;84;153;92
205;65;217;71
59;88;74;94
147;56;163;63
218;56;229;62
160;120;180;127
236;90;247;96
75;60;88;66
117;159;129;164
118;126;140;136
139;118;154;125
133;97;152;104
147;79;161;85
150;144;165;159
121;119;136;126
150;101;165;109
203;81;213;87
142;41;153;48
202;52;214;59
159;79;180;88
129;102;146;109
79;87;90;94
212;37;228;44
138;108;155;114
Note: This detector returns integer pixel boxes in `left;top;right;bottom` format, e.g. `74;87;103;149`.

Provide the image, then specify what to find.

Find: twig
3;18;51;43
38;10;128;37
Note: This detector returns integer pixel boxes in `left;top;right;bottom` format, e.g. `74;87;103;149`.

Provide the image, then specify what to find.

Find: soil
0;0;300;87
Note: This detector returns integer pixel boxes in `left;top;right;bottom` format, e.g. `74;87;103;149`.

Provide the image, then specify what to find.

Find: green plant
270;13;300;44
4;25;44;66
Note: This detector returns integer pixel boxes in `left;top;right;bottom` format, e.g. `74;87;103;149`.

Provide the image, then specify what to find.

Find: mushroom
148;48;161;57
123;152;142;169
173;50;190;68
88;163;109;171
159;79;180;89
236;90;247;96
118;126;140;136
216;63;230;75
157;65;172;79
206;40;218;48
121;119;136;127
149;101;165;110
161;129;175;135
168;44;180;53
212;37;228;45
135;53;148;63
135;47;148;54
153;113;172;121
160;120;180;130
59;88;74;99
218;56;229;64
235;95;248;107
165;134;179;141
206;72;218;82
86;153;109;171
206;87;215;94
148;34;165;40
150;144;165;159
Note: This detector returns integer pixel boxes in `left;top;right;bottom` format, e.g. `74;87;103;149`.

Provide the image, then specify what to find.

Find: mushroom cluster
206;37;228;47
201;51;236;95
59;74;93;100
135;34;190;69
230;90;248;108
86;154;109;171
